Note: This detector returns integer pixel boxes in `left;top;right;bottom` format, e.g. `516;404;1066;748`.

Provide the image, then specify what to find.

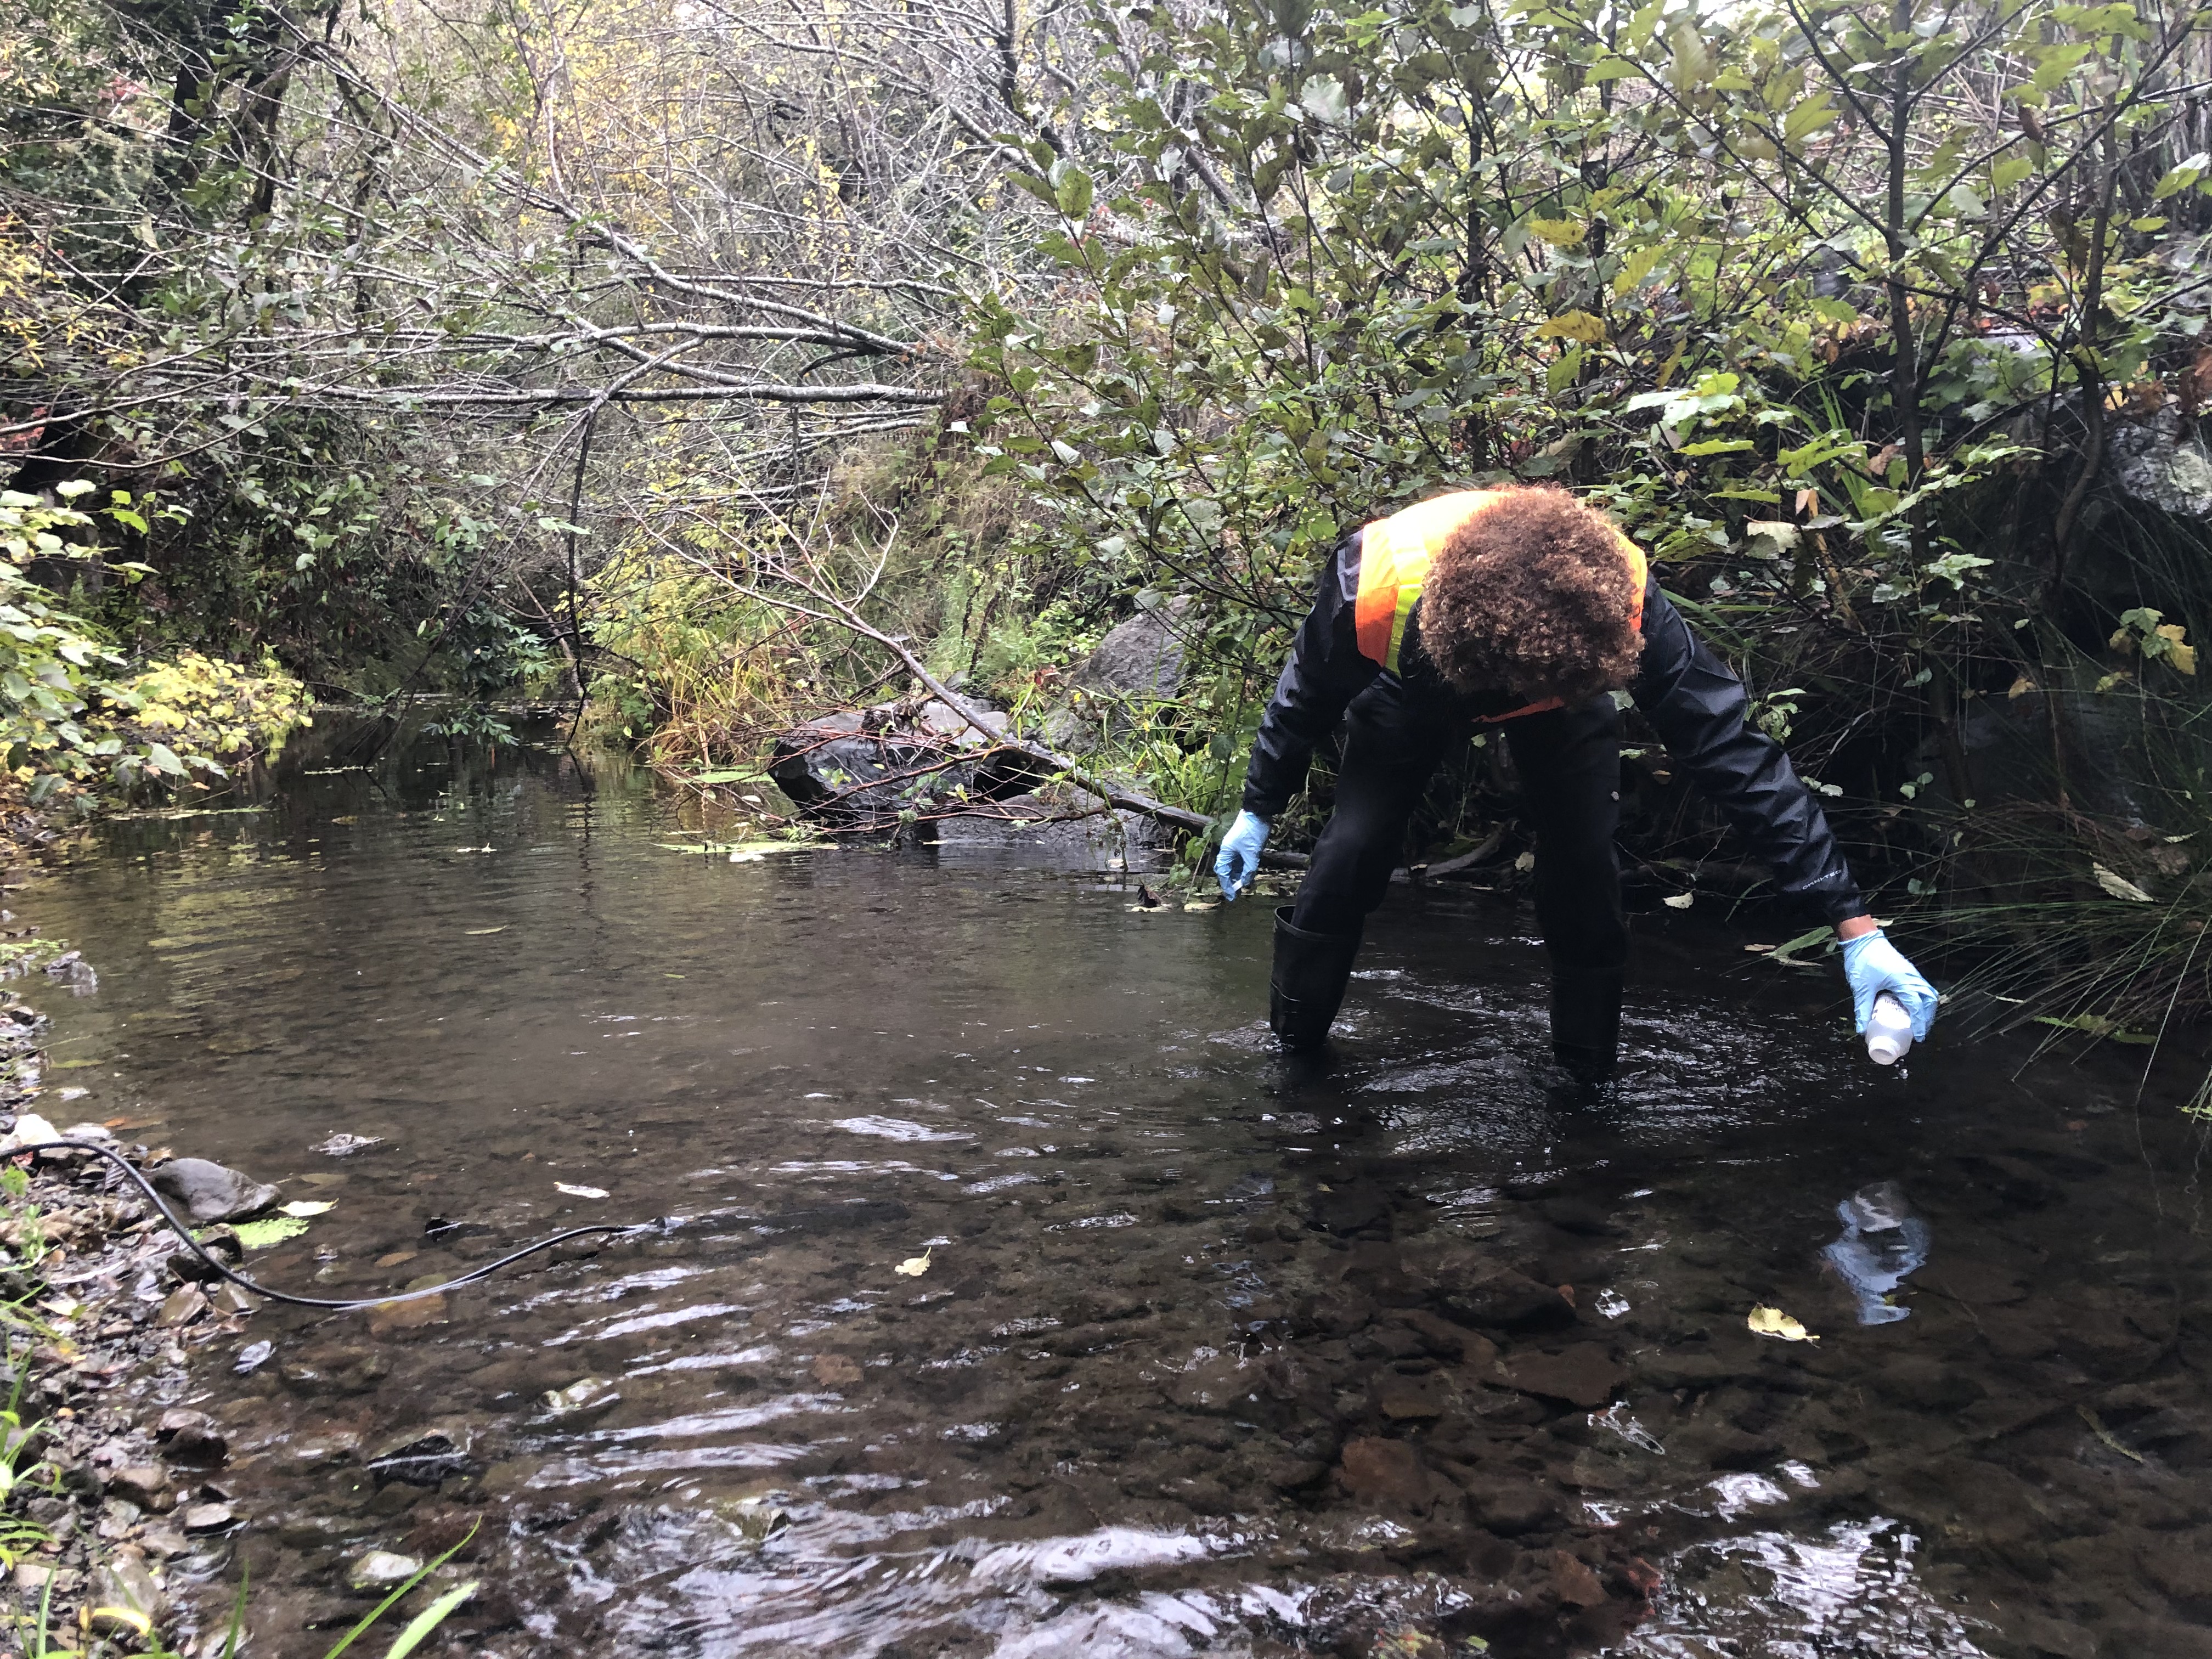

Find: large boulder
2107;405;2212;520
1042;599;1196;754
1071;598;1192;698
769;698;1039;827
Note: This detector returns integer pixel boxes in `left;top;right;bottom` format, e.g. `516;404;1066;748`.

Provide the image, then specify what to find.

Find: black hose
13;1141;657;1311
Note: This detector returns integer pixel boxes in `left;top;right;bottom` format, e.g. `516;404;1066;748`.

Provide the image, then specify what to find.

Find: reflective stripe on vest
1351;489;1647;719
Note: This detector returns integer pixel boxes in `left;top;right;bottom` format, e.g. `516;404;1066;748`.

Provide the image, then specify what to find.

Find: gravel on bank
0;986;266;1657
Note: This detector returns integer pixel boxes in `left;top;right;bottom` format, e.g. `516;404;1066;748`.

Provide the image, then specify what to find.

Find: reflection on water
20;732;2212;1658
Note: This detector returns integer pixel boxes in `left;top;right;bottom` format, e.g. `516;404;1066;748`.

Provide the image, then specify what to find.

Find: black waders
1269;906;1362;1052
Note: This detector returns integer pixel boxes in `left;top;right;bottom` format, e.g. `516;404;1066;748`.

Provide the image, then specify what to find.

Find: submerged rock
105;1466;173;1512
149;1158;279;1224
368;1423;476;1487
346;1549;424;1592
179;1501;235;1533
154;1409;227;1469
1494;1344;1627;1408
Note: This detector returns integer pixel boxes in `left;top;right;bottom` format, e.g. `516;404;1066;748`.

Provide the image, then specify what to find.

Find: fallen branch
704;545;1307;868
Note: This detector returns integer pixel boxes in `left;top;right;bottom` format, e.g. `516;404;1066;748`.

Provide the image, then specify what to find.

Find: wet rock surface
148;1157;279;1224
15;741;2212;1658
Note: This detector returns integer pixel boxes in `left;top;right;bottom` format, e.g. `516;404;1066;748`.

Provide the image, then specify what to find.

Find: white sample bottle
1865;992;1914;1065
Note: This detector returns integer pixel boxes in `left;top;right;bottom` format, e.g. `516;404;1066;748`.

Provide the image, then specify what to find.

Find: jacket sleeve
1242;534;1381;820
1630;579;1866;924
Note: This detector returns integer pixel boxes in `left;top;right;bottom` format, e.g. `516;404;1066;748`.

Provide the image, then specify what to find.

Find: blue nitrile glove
1216;810;1271;901
1841;928;1939;1040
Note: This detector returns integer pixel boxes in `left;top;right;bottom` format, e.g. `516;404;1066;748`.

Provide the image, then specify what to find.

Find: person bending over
1214;484;1937;1083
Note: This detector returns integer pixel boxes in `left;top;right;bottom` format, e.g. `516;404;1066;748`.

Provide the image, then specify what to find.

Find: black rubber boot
1270;906;1363;1053
1551;968;1624;1086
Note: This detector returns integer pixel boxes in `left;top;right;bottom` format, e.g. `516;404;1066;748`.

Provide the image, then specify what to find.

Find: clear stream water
18;731;2212;1659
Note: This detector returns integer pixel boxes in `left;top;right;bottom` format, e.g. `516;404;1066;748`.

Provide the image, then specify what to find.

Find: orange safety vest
1351;489;1648;720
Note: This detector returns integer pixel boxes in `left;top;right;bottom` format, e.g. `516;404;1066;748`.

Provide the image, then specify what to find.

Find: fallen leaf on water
555;1182;610;1199
893;1248;933;1278
232;1216;310;1250
2079;1403;2145;1463
1747;1304;1819;1342
279;1200;335;1218
464;927;506;935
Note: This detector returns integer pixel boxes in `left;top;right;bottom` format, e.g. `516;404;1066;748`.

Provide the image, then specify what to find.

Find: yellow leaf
1747;1304;1819;1342
2156;623;2197;674
1527;217;1587;247
279;1200;335;1218
2092;862;2154;903
1662;893;1694;909
2007;674;2037;699
893;1248;933;1277
1536;309;1606;343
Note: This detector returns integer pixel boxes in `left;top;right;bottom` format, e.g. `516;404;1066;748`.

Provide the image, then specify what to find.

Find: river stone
179;1502;235;1533
87;1553;164;1635
157;1286;207;1328
0;1112;60;1155
1458;1475;1560;1536
1435;1267;1577;1334
148;1158;279;1224
1171;1351;1255;1413
1337;1436;1444;1515
1549;1549;1608;1609
810;1353;863;1388
155;1410;227;1469
106;1466;173;1512
1374;1373;1448;1421
1494;1344;1625;1408
1925;1260;2030;1305
368;1423;476;1487
1874;1355;1985;1413
539;1378;620;1421
346;1550;423;1593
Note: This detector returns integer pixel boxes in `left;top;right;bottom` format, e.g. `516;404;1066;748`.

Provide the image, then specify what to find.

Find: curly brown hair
1419;485;1643;704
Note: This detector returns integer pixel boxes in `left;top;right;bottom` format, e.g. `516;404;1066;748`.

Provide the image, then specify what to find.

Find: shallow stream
21;733;2212;1658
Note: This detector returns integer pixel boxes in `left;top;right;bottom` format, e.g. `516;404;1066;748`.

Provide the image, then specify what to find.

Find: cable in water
12;1140;658;1311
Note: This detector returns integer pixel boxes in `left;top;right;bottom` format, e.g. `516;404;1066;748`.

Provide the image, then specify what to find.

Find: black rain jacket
1242;529;1865;924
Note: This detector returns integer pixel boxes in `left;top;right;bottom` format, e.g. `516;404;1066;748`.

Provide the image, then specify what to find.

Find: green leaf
1299;76;1350;124
231;1216;310;1249
377;1583;479;1659
2153;153;2209;199
1054;168;1094;218
1783;92;1838;144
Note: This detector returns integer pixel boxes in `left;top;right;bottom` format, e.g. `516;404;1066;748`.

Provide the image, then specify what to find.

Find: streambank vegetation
8;0;2212;1083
